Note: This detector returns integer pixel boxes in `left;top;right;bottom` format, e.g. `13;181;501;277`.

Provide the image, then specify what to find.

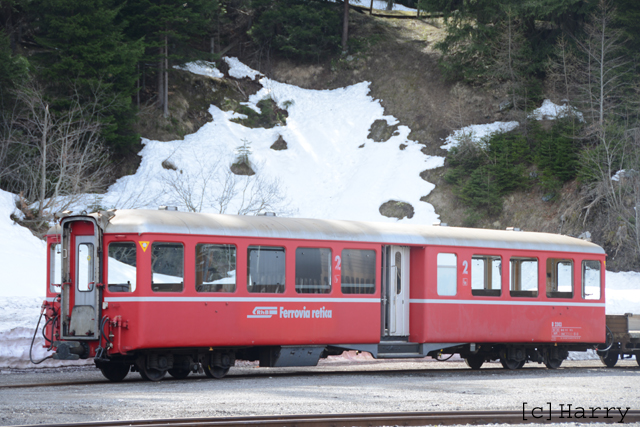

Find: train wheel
464;354;484;370
203;364;230;379
500;358;522;370
599;352;618;368
544;358;563;369
168;368;190;379
138;362;167;381
99;363;130;382
516;360;526;369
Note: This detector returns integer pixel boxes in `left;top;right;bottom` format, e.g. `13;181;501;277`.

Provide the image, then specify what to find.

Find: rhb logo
247;306;278;318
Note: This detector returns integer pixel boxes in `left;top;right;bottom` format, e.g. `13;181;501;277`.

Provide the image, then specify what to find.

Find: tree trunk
599;13;605;127
342;0;349;52
369;0;373;15
136;63;140;109
158;43;164;111
163;33;169;118
39;105;49;218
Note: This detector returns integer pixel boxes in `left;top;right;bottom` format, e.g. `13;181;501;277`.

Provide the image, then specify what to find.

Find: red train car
39;209;607;381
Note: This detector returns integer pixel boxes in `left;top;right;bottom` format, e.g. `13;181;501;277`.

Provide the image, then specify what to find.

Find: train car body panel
41;209;608;378
408;245;606;345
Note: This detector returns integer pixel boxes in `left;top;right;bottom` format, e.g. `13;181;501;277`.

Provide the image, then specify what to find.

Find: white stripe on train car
104;296;379;303
409;299;605;307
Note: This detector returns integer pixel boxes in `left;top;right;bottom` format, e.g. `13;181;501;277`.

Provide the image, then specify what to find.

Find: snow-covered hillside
78;58;444;223
0;58;638;369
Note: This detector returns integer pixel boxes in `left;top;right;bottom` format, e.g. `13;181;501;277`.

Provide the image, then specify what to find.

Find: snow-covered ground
0;61;638;369
0;189;46;298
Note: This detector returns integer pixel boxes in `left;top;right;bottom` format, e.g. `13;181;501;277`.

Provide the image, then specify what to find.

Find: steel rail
10;410;640;427
1;363;635;390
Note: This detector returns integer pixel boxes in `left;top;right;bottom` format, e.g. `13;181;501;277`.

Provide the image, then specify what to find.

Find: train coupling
53;341;89;360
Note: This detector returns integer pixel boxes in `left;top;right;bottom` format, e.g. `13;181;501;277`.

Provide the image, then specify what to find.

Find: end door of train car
57;216;102;358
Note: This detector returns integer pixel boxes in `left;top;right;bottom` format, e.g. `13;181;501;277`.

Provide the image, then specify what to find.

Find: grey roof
64;209;605;255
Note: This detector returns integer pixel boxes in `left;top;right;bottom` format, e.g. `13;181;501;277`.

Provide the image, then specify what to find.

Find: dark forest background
2;0;640;268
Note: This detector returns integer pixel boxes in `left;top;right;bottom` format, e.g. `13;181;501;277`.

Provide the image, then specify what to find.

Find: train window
546;258;573;298
108;242;137;292
247;246;285;293
49;243;62;293
437;253;457;296
77;243;94;292
341;249;375;294
509;257;538;297
151;243;184;292
296;248;331;294
196;244;236;293
582;260;601;300
471;255;501;296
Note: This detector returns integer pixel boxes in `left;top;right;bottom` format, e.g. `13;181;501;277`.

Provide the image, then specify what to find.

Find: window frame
582;259;602;300
509;257;538;298
151;241;185;293
49;242;62;293
471;255;502;297
247;245;286;294
295;247;332;294
77;242;95;292
340;248;376;295
437;252;457;297
107;241;138;293
195;243;237;293
546;258;574;299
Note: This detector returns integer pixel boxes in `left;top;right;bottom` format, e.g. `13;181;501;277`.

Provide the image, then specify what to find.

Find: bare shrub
162;150;293;216
1;82;113;221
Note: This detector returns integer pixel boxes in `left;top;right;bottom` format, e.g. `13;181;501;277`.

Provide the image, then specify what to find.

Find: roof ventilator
506;227;522;231
158;206;178;211
259;212;276;216
432;222;448;227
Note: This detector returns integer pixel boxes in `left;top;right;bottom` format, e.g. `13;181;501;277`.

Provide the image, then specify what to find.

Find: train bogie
597;314;640;367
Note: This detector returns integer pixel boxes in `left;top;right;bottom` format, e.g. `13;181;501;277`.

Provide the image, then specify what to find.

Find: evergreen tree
249;0;341;60
0;29;29;107
120;0;216;117
0;0;33;51
419;0;593;83
614;0;640;58
33;0;144;152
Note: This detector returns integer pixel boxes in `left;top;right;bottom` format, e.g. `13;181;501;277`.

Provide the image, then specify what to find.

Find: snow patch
345;0;416;12
0;297;91;369
173;61;224;79
440;121;519;151
529;99;584;122
224;57;264;80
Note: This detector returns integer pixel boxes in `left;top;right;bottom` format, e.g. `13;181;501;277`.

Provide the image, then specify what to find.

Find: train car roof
52;209;605;255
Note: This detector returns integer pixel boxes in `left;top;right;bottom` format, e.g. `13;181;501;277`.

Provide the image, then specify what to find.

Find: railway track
1;362;637;390
11;410;640;427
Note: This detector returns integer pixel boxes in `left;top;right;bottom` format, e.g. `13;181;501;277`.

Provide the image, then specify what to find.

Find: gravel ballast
0;359;638;426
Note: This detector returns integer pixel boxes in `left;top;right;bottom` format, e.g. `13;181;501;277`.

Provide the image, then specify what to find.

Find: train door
388;245;410;337
60;217;101;341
